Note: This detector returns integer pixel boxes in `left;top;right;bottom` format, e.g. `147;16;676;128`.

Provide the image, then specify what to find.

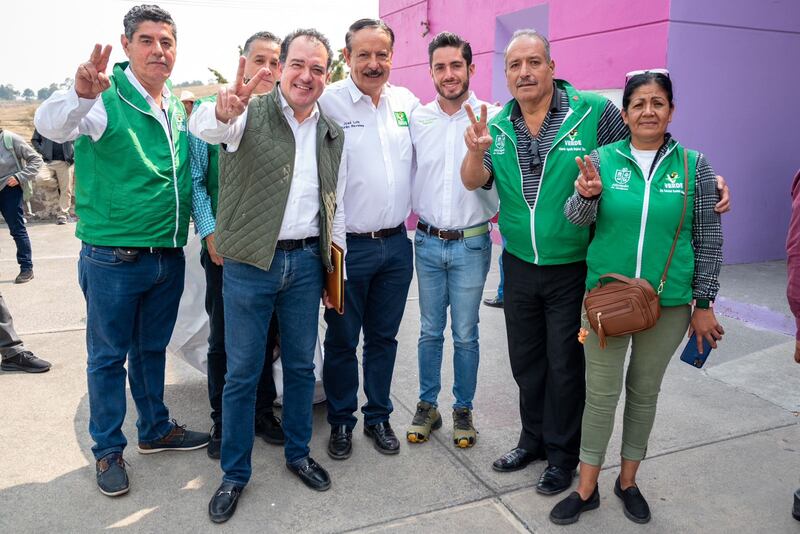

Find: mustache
364;69;384;77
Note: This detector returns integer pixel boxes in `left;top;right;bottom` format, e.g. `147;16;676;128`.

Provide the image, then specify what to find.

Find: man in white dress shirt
189;28;347;523
406;32;499;449
319;18;418;460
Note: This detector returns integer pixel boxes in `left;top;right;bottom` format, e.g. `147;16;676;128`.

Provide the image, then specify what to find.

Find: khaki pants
46;160;73;215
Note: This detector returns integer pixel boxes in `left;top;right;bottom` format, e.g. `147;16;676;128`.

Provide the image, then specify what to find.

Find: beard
435;77;469;101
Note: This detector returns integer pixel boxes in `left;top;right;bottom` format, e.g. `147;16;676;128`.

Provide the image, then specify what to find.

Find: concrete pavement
0;223;798;533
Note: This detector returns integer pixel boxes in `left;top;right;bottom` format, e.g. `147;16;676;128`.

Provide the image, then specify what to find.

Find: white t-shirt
630;144;658;180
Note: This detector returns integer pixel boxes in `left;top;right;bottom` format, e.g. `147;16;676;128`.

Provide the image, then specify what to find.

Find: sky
3;0;378;91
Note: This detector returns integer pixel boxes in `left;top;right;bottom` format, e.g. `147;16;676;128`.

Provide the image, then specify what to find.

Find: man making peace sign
34;4;208;498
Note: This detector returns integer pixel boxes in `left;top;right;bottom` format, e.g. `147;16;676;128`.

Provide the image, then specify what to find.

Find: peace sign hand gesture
463;103;493;154
215;56;270;123
574;155;603;198
75;44;112;99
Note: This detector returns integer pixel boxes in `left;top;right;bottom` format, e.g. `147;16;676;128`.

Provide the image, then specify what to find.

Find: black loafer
614;477;651;524
549;487;600;525
287;456;331;491
255;413;285;445
492;447;545;472
209;481;243;523
328;424;352;460
794;488;800;521
536;465;576;495
364;421;400;455
483;295;504;308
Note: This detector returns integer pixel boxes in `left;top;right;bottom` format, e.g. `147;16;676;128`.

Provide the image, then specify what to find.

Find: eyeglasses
527;138;542;172
625;68;670;83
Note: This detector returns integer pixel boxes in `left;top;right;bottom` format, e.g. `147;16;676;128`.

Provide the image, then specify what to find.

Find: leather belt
116;246;182;255
416;222;489;241
275;236;319;251
347;224;405;239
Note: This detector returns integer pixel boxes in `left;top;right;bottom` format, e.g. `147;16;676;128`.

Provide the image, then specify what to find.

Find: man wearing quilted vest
34;4;209;498
461;30;630;496
190;29;347;523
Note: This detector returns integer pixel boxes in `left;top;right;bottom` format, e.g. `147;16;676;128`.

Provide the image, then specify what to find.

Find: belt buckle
436;229;445;239
370;231;378;239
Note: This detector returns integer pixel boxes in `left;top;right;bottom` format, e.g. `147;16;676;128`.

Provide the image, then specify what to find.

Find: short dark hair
345;18;395;52
123;4;176;41
243;31;281;56
427;32;472;66
279;28;333;71
622;72;674;110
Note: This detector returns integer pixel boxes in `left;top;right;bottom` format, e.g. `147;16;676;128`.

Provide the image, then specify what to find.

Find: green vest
587;139;697;306
194;94;220;216
215;85;344;271
74;62;191;247
488;80;605;265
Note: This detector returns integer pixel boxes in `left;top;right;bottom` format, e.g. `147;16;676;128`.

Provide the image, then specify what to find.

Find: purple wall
667;0;800;263
380;0;800;263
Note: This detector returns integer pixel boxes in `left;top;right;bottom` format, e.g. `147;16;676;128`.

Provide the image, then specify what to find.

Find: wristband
695;298;712;309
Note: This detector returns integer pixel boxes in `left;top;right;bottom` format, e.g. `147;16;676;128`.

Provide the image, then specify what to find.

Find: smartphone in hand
680;336;714;368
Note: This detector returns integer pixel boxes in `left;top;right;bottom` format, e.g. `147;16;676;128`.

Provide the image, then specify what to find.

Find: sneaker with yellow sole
406;401;442;443
453;407;477;448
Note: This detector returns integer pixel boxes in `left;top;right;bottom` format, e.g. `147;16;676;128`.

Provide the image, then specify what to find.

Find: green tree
329;50;348;83
208;67;228;84
22;88;35;100
37;83;60;101
0;84;19;100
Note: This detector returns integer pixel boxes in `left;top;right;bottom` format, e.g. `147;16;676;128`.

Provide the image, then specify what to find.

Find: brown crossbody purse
585;149;689;349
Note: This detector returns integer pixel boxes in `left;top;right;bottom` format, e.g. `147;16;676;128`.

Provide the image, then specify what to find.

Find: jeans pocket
306;242;321;258
83;246;124;266
414;231;425;247
462;233;490;252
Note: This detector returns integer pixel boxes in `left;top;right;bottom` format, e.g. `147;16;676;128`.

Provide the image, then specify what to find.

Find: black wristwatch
695;298;712;309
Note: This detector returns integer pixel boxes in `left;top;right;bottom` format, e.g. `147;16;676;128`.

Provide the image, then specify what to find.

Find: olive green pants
579;305;691;466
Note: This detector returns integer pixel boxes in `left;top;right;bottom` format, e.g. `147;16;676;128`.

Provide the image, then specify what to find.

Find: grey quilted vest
215;85;344;271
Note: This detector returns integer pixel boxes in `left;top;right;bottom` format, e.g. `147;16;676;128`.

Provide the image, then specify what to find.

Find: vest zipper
617;143;678;277
117;89;181;247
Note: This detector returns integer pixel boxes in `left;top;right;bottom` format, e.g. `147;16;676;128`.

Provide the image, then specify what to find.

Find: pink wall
380;0;669;102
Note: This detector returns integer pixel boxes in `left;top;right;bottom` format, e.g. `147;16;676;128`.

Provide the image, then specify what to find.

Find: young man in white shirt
319;18;419;460
407;32;499;448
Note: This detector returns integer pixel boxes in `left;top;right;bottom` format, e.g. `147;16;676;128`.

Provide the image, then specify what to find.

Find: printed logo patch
394;112;409;127
659;170;684;194
492;134;506;155
558;128;584;152
175;112;187;132
611;167;631;191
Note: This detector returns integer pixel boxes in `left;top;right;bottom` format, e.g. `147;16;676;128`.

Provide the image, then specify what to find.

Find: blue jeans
323;231;413;429
221;245;323;486
414;227;491;409
78;243;184;460
497;234;506;300
0;184;32;271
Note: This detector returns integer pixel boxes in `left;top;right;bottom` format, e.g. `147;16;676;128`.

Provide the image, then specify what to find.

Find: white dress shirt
411;92;500;229
34;66;174;143
319;76;419;233
189;90;347;253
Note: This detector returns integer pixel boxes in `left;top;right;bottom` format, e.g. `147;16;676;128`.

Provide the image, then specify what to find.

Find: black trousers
503;250;586;470
201;248;278;426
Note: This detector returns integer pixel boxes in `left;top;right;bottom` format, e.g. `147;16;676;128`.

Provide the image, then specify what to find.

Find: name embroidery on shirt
342;120;364;130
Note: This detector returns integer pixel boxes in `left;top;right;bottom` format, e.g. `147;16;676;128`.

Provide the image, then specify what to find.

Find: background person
31;128;74;225
550;70;724;525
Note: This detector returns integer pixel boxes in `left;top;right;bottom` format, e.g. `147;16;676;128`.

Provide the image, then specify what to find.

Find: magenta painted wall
379;0;800;263
666;0;800;263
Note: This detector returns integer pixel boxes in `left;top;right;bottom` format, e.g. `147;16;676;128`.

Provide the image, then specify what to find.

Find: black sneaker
550;487;600;525
14;270;33;284
1;351;51;373
137;419;209;454
207;424;222;460
614;477;651;523
255;413;285;445
96;452;129;497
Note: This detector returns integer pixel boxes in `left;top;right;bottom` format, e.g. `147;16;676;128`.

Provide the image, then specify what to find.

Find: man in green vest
190;28;347;523
34;4;208;498
189;31;286;461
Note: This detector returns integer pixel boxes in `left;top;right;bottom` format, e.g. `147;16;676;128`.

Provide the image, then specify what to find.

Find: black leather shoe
255;412;285;445
327;424;352;460
549;487;600;525
287;457;331;491
536;465;576;495
794;488;800;521
492;447;545;472
207;424;221;460
208;481;243;523
614;477;651;524
364;421;400;455
483;295;504;308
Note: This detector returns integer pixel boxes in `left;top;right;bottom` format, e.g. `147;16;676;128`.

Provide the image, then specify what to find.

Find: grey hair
503;29;551;64
279;28;333;70
243;31;281;57
123;4;176;41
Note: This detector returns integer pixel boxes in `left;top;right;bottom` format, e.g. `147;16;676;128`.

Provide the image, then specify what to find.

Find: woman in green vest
549;71;725;525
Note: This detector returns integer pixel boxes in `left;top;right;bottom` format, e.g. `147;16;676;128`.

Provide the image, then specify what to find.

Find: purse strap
656;148;689;294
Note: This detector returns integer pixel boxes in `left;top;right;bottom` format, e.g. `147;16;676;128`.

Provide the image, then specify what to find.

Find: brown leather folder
325;242;344;315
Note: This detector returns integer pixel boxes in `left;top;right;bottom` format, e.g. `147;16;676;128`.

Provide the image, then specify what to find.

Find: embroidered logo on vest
492;134;506;155
611;167;631;191
659;171;684;194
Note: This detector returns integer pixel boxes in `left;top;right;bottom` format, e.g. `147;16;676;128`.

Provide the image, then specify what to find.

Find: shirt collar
345;75;385;104
510;83;563;120
277;86;320;122
124;65;171;110
434;91;478;118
